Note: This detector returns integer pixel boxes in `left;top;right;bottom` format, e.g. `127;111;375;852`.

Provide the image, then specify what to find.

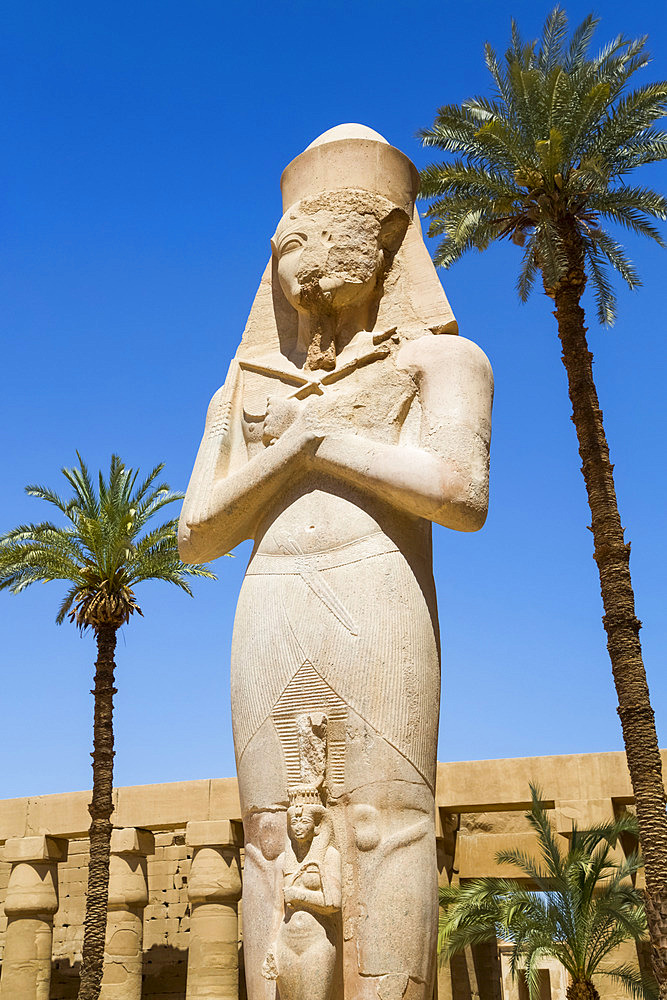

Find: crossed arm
283;851;342;916
178;335;493;564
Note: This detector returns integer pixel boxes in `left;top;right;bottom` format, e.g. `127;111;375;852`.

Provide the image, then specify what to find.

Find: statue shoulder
397;333;493;384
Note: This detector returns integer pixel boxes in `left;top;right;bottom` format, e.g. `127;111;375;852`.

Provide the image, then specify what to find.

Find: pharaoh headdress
236;123;458;364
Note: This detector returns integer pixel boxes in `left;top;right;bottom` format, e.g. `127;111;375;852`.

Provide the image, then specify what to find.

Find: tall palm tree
417;8;667;988
439;786;654;1000
0;454;215;1000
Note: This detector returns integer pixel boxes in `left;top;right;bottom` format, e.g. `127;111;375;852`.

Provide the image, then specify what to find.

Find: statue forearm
312;433;488;532
178;430;322;562
285;886;340;916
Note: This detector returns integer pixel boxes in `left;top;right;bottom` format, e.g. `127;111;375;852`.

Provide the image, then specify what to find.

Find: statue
261;715;342;1000
179;123;493;1000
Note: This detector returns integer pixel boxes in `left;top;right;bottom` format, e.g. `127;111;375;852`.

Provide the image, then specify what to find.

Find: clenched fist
262;395;302;446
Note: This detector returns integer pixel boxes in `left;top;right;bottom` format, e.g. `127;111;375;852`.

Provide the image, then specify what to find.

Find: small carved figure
263;787;342;1000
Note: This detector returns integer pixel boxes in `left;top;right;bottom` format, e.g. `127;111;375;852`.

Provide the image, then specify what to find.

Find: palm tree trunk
566;980;600;1000
78;624;117;1000
553;234;667;994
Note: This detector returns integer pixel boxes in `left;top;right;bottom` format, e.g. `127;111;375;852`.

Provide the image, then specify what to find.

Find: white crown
280;123;419;214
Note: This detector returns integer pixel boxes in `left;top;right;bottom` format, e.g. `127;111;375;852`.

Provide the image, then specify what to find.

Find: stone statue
262;781;342;1000
179;123;493;1000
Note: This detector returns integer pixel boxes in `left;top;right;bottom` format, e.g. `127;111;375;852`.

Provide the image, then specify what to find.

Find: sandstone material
553;797;615;834
0;753;658;999
179;124;494;1000
100;828;153;1000
208;778;242;822
3;835;68;864
109;826;155;857
186;819;240;848
436;751;640;812
0;751;653;843
0;836;67;1000
114;780;211;829
455;832;552;879
185;835;242;999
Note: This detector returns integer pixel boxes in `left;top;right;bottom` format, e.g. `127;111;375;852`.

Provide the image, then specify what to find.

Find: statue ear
378;208;410;255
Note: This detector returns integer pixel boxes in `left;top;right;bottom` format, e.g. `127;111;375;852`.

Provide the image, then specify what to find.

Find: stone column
436;808;459;1000
0;834;68;1000
100;827;154;1000
185;819;242;1000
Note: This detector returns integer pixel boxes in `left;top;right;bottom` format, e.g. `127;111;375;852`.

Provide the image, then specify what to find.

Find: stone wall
45;829;192;999
0;751;660;999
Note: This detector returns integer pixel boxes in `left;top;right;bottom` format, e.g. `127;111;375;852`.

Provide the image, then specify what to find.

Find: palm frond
564;13;600;71
538;7;568;75
437;781;649;994
583;241;617;325
417;8;667;325
597;965;657;1000
1;454;215;630
517;235;540;301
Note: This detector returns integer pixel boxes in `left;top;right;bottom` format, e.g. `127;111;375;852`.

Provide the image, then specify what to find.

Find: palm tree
0;454;215;1000
439;786;654;1000
417;8;667;988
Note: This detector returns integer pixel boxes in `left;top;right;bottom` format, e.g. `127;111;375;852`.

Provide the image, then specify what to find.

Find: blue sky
1;0;666;798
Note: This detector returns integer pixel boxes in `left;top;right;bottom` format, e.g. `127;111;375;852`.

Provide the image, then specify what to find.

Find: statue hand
283;886;300;906
263;395;302;446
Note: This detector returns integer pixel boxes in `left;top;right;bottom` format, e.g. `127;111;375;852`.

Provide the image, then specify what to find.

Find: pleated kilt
230;530;440;789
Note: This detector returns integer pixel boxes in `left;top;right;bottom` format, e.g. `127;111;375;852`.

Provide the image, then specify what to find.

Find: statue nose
297;241;331;274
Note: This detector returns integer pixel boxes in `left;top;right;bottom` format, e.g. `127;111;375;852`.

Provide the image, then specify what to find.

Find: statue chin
180;123;493;1000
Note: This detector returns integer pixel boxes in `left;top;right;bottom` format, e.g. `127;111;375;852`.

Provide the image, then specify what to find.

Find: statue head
273;125;415;325
235;124;458;365
287;803;325;846
271;190;410;317
286;784;327;847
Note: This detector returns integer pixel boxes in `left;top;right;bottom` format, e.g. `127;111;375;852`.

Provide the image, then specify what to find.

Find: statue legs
237;708;437;1000
238;719;288;1000
340;709;438;1000
274;910;337;1000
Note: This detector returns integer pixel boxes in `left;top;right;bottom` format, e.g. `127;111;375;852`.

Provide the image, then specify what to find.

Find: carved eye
279;234;305;256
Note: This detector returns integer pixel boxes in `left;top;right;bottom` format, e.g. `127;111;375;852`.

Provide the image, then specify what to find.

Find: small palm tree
439;786;654;1000
0;454;215;1000
417;9;667;987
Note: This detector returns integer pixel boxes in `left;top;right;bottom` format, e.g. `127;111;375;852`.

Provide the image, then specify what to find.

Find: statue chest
240;343;418;449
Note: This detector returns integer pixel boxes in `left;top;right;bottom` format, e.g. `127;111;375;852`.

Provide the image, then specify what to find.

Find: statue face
287;805;317;843
273;204;384;315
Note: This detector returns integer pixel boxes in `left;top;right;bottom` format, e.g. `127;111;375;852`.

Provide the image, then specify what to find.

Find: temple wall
0;751;659;999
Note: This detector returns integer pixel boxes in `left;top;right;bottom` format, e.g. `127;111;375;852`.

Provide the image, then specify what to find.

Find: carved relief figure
263;785;342;1000
179;123;494;1000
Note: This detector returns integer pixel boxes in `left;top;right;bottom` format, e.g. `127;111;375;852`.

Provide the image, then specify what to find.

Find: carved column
185;819;243;1000
436;809;459;1000
100;827;154;1000
0;834;68;1000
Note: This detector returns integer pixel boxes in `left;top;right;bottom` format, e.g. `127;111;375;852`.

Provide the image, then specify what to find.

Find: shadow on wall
48;945;189;998
50;959;80;999
447;941;503;1000
143;944;188;997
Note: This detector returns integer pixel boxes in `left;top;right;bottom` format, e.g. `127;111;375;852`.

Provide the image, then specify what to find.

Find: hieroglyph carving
180;123;494;1000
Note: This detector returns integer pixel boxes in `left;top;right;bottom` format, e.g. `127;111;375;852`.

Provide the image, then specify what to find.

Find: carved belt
246;531;399;576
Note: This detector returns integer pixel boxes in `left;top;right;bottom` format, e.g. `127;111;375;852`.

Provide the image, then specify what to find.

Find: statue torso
239;333;425;557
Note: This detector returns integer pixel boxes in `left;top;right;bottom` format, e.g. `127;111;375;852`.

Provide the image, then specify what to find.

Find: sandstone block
185;819;240;848
110;827;154;856
3;835;68;864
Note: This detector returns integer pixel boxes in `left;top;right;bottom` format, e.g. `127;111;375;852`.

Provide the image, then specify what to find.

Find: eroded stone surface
100;828;153;1000
185;824;242;1000
179;124;494;1000
0;836;67;1000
